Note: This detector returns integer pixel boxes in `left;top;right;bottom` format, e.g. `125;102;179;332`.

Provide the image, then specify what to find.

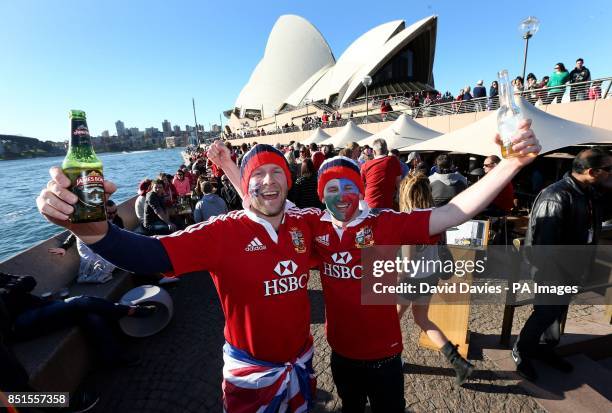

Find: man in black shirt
513;148;612;381
220;175;241;210
144;180;176;235
569;58;591;101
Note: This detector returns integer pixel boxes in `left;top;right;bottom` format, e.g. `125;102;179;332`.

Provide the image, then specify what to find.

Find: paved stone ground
82;272;600;413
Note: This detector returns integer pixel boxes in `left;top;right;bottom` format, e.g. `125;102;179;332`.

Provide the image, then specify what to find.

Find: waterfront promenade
81;271;610;412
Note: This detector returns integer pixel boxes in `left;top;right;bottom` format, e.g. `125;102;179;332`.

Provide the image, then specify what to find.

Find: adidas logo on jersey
245;237;266;251
315;234;330;246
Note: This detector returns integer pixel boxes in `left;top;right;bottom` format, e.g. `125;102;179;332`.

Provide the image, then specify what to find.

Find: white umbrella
399;97;612;156
320;121;372;148
358;114;441;150
301;127;331;145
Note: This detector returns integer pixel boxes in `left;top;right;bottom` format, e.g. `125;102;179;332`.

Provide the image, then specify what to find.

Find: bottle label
73;170;105;207
71;125;91;146
72;125;90;137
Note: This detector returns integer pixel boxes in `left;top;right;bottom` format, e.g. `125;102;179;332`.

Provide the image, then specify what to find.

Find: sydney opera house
227;14;437;127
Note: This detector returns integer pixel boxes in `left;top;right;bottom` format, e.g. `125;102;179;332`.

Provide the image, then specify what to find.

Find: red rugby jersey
304;202;437;360
159;207;316;363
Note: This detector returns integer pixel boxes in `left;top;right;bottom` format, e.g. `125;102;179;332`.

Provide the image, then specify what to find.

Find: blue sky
1;0;610;142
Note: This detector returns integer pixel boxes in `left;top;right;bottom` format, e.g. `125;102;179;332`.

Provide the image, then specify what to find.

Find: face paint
324;178;360;222
247;164;287;217
248;181;263;197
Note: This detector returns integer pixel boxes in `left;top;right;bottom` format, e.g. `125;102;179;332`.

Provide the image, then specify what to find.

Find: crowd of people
224;57;603;140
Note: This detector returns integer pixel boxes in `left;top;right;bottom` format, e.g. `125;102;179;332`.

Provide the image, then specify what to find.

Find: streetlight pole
521;33;531;83
362;75;372;123
518;17;540;84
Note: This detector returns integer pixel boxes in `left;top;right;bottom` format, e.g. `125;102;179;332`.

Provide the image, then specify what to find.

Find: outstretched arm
36;166;174;273
88;223;173;274
429;119;541;236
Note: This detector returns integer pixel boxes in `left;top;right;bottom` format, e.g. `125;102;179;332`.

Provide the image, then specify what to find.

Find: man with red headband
209;118;541;413
36;144;318;412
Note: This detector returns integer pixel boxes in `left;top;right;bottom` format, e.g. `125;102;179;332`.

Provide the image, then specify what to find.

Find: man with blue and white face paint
208;119;541;412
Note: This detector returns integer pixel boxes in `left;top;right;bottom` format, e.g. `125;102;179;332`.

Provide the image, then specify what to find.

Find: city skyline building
115;120;126;137
162;119;172;137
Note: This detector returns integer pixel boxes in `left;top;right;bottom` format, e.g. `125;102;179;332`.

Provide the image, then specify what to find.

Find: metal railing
224;77;612;140
338;91;416;110
410;77;612;118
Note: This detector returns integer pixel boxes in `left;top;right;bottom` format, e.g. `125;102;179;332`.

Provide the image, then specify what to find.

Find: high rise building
211;124;222;133
173;125;181;136
162;119;172;137
101;130;110;138
115;120;126;137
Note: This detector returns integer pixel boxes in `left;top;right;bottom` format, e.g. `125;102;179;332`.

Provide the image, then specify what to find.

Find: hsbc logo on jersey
264;260;308;297
331;252;352;265
274;260;297;276
323;251;362;280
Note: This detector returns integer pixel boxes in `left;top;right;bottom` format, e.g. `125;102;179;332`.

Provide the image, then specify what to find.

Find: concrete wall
228;99;612;146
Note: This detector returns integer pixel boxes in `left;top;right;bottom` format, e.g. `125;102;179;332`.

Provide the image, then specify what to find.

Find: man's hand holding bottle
37;166;116;244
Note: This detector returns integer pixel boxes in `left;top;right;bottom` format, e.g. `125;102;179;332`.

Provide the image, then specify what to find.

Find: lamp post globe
519;16;540;82
519;16;540;39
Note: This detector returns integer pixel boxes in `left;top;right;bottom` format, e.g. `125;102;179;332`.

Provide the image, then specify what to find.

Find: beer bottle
497;69;523;158
62;110;107;223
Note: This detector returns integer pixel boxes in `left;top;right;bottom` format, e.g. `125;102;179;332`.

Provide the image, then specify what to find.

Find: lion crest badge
289;227;307;253
355;226;374;248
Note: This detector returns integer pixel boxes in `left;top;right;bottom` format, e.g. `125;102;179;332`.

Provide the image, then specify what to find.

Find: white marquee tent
358;114;441;150
320;121;372;148
301;127;331;145
399;98;612;156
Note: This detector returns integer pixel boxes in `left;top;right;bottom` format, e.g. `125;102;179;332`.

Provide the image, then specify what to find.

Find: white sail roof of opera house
320;121;372;148
234;15;335;118
285;19;408;107
301;127;331;145
234;14;437;116
358;114;441;150
399;97;612;156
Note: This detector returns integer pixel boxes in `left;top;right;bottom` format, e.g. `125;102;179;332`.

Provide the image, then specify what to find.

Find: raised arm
207;140;243;198
429;119;541;236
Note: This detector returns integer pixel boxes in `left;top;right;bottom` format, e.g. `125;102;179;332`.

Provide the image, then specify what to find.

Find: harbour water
0;147;185;262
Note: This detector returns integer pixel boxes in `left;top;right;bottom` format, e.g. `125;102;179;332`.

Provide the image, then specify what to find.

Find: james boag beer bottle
62;110;107;223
